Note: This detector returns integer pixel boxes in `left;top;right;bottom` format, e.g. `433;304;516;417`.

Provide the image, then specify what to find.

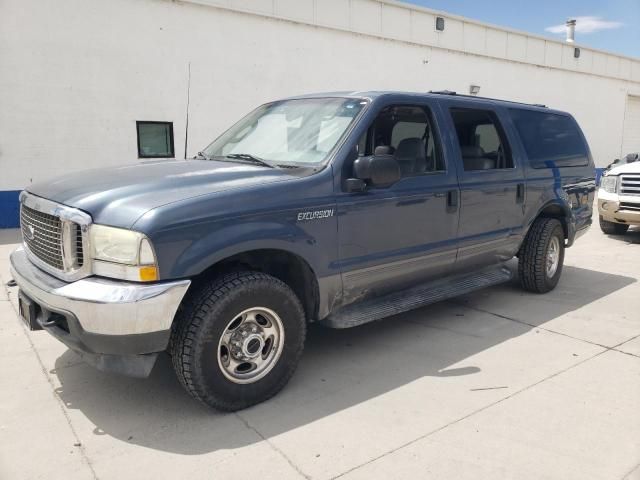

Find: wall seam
179;0;640;84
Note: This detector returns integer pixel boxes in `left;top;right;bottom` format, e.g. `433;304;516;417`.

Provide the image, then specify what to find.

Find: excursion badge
297;209;334;222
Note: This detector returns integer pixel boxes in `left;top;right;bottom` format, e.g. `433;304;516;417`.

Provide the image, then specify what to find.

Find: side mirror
353;148;401;188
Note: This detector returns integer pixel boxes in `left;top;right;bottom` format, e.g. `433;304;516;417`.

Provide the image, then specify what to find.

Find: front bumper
9;247;190;377
598;191;640;225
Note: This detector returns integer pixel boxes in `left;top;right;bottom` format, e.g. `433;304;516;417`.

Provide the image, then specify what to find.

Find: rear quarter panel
502;109;596;244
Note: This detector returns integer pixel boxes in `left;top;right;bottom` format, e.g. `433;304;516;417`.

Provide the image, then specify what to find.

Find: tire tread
170;271;306;411
518;218;563;294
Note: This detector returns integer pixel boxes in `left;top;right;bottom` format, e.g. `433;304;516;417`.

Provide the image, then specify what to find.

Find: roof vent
565;19;576;43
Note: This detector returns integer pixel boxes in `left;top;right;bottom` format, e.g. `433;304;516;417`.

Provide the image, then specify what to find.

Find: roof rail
428;90;547;108
429;90;457;95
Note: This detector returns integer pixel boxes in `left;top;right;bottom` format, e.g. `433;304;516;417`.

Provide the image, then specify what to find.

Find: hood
26;159;297;227
608;161;640;176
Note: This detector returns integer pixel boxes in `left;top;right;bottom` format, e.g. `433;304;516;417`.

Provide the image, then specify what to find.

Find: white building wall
2;0;640;198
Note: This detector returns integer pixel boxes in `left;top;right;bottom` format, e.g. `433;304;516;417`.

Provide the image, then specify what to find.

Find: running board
322;265;513;329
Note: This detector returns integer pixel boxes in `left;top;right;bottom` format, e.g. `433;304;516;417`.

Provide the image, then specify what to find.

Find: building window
435;17;445;31
574;47;581;59
136;121;174;158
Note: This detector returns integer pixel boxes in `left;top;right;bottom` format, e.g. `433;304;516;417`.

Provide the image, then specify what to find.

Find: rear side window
450;108;513;171
510;109;589;168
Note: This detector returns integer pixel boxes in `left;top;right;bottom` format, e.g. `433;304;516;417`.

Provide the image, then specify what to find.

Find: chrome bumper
598;192;640;225
9;247;190;336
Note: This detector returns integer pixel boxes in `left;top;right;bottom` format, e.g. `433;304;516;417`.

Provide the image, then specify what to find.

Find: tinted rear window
509;109;589;168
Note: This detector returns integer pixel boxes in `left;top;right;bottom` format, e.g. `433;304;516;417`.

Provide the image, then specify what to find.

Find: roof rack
429;90;457;95
428;90;547;108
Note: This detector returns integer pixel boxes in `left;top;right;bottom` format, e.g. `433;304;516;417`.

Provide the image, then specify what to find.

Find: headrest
461;145;484;158
374;145;393;156
396;138;425;159
464;157;496;171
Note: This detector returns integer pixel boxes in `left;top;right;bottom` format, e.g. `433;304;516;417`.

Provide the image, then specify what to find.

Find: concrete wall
1;0;640;226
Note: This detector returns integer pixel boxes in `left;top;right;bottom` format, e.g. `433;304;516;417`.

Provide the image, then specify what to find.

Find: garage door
621;95;640;157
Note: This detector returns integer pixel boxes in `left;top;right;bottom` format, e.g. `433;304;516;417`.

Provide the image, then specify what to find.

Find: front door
336;101;460;304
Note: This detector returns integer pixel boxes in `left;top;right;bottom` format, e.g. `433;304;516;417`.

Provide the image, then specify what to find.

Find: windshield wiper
275;163;302;169
225;153;274;169
195;151;211;160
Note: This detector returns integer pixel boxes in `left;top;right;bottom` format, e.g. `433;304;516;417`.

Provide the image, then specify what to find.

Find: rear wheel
599;216;629;235
518;218;565;293
171;271;306;411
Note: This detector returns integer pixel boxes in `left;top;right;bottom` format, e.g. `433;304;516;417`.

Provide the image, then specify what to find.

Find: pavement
0;221;639;480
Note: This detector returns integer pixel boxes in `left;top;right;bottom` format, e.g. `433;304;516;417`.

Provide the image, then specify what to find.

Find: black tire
171;271;306;411
599;216;629;235
518;218;565;294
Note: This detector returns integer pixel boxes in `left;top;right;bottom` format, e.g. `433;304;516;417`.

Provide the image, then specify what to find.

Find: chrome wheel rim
546;236;560;278
217;307;285;384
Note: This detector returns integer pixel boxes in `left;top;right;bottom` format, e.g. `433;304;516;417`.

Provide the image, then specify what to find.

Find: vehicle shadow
601;226;640;244
53;264;635;454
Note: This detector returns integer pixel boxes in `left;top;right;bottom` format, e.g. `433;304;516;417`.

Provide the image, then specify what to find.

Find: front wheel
171;271;306;411
599;216;629;235
518;218;565;293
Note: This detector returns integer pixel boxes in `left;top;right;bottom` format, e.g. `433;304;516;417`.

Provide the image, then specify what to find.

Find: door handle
516;183;525;203
447;190;459;210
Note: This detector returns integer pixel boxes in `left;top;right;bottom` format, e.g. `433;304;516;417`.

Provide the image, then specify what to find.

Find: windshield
202;97;367;167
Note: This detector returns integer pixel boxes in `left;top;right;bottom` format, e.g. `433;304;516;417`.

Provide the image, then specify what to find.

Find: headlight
90;225;159;282
600;176;618;194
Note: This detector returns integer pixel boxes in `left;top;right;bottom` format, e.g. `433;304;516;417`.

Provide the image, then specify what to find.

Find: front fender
150;212;341;320
163;219;323;278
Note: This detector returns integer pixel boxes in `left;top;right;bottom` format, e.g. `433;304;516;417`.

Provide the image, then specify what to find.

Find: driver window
357;105;444;177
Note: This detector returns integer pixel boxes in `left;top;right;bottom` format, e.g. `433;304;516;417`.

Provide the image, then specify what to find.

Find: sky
403;0;640;59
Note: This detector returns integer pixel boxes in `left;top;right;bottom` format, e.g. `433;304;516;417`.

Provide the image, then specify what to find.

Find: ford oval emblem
25;225;35;240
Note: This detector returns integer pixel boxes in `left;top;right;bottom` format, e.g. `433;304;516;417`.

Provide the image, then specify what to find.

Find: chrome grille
620;174;640;196
19;192;91;281
75;224;84;267
620;202;640;212
20;205;65;270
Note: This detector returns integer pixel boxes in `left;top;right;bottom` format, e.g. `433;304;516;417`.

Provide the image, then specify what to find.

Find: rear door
441;101;526;270
336;98;461;303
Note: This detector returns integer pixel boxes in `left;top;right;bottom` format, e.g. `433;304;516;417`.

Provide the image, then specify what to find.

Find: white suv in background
598;158;640;234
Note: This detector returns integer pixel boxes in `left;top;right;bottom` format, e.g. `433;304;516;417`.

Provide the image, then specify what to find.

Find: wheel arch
527;200;572;243
190;248;321;322
536;202;570;238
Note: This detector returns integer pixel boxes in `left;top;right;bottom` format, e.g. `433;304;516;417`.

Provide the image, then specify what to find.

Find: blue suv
10;91;595;410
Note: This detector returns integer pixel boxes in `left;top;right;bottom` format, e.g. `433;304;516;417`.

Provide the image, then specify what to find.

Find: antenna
183;62;191;159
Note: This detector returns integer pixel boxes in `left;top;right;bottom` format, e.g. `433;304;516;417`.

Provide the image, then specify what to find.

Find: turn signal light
139;266;159;282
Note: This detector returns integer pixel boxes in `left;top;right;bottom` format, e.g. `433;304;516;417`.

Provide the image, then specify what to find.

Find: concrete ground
0;221;639;480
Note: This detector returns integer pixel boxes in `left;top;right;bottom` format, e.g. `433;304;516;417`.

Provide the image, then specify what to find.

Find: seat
461;145;496;171
395;138;426;175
